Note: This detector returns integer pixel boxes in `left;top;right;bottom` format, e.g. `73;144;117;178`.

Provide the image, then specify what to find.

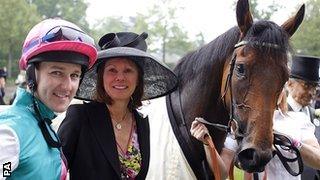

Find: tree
251;0;282;20
90;2;198;65
141;0;197;64
0;0;40;77
292;0;320;56
90;16;130;45
29;0;90;32
130;13;149;34
233;0;283;20
194;32;206;48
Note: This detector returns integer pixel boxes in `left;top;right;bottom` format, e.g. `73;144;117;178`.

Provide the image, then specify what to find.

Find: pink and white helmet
19;18;97;70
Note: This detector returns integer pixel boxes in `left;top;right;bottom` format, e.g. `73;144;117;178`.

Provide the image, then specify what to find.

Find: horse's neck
169;87;228;153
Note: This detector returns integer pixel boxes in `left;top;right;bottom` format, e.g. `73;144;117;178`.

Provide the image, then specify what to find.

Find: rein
273;132;304;176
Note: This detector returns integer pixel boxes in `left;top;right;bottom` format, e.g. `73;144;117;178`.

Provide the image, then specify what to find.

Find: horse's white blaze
139;97;196;180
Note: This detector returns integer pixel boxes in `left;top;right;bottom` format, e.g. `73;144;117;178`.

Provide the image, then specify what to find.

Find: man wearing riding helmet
0;18;97;179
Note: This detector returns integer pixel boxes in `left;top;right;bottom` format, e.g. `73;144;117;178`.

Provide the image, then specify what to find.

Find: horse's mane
174;27;240;87
173;20;291;117
244;20;291;57
173;27;241;118
175;20;290;85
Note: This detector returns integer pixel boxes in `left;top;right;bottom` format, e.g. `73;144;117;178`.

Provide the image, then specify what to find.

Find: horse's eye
235;64;246;79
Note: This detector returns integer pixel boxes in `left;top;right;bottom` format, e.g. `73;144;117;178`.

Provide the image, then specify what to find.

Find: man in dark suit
287;55;320;180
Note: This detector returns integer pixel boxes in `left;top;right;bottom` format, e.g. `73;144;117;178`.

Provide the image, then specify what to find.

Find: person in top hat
0;68;7;105
288;55;320;180
58;32;178;179
0;18;97;179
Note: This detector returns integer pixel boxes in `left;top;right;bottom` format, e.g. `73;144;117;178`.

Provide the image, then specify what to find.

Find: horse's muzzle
235;146;273;173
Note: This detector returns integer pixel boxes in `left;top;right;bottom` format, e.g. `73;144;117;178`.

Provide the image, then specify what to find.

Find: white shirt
139;97;197;180
287;95;310;117
0;125;20;180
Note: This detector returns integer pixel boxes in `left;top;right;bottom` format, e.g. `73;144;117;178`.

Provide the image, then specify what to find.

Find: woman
58;32;177;179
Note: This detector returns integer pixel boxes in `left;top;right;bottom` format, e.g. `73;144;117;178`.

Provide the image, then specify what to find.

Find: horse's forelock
242;20;290;82
244;20;291;57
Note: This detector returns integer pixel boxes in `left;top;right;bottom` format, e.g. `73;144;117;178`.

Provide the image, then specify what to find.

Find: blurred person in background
0;68;7;105
9;71;27;105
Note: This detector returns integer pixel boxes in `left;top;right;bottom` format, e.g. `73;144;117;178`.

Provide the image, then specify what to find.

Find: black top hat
76;32;178;101
290;55;320;83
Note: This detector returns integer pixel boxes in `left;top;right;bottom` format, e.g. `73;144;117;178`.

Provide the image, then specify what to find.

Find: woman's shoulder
59;101;104;130
68;101;104;111
134;109;148;121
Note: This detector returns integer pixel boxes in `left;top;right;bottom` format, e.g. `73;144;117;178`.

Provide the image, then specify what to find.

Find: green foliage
250;0;282;20
292;0;320;56
90;1;199;64
0;0;41;77
130;13;149;34
91;16;129;43
140;0;197;63
30;0;90;32
232;0;282;20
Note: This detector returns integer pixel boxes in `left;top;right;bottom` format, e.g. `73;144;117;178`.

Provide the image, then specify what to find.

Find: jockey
0;18;97;179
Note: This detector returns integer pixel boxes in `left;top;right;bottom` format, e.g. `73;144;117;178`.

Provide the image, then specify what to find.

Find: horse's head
222;0;305;173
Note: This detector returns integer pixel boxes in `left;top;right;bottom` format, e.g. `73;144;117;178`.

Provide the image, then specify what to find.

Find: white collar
287;94;304;112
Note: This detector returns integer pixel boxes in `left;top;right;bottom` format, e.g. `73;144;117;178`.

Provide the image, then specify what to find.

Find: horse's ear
281;4;305;37
236;0;253;38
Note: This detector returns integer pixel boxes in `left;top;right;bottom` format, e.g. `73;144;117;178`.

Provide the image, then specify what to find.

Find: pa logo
3;162;11;177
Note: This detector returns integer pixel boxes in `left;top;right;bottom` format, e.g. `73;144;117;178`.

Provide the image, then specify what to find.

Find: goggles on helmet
23;25;94;54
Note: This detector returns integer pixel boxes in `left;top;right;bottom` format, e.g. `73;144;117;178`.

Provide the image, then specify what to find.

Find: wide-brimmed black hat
290;55;320;84
76;32;178;101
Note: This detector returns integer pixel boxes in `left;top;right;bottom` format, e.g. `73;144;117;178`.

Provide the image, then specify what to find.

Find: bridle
197;39;304;178
221;40;303;178
201;40;281;139
174;38;303;179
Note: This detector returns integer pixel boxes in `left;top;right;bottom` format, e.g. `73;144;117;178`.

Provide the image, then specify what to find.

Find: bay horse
143;0;305;179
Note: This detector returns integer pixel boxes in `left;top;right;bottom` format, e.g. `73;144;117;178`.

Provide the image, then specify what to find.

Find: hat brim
289;75;320;84
76;47;178;101
20;41;97;70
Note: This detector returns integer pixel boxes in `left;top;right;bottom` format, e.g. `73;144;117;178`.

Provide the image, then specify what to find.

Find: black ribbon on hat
99;32;148;50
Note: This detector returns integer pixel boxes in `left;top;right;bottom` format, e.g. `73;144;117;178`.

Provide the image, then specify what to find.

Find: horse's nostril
237;148;273;172
238;148;255;165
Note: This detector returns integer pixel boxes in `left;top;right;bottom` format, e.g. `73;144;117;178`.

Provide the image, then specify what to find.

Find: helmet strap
32;96;62;148
26;64;37;93
26;63;61;148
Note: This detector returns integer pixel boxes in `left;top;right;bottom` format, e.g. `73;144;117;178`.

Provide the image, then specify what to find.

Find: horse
142;0;305;179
